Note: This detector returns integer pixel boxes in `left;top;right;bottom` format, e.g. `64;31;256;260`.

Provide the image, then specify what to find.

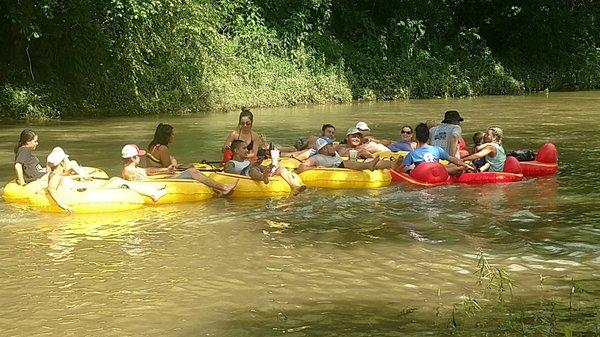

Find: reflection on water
1;93;599;336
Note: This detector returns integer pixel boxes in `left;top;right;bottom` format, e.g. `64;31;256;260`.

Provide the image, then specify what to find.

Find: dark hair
14;129;37;154
238;107;253;126
472;131;485;146
321;124;335;132
148;123;173;150
230;139;246;151
414;123;429;143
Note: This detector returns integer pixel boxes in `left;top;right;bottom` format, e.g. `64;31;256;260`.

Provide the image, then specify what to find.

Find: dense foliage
1;0;598;118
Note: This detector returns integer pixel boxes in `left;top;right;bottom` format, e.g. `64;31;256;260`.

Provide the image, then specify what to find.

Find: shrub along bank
1;0;598;119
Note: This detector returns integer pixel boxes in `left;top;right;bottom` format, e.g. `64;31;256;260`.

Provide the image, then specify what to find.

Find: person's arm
296;157;317;174
462;145;494;162
248;131;261;159
157;145;177;168
358;148;374;159
447;156;475;171
14;163;26;185
223;161;235;174
448;133;459;159
47;174;73;213
222;130;238;153
145;166;175;176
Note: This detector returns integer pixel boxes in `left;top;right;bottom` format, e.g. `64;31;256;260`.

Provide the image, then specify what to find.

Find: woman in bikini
222;107;266;162
145;124;238;195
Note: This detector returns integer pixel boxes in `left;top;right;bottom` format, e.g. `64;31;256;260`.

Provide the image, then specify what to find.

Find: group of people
12;108;507;212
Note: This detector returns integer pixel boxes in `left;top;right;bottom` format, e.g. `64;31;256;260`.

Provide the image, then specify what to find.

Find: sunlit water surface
1;92;599;336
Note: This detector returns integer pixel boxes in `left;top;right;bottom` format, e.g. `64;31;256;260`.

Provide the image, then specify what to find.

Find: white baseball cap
46;147;69;166
121;144;146;159
314;137;333;152
355;121;370;131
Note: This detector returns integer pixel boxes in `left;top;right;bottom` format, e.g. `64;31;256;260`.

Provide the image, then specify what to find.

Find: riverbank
1;1;598;120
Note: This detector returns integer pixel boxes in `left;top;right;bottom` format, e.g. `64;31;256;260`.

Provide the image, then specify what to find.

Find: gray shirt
312;153;343;168
15;147;46;183
429;123;461;157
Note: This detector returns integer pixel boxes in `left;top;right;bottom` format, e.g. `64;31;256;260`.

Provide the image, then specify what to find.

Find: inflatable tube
2;167;109;203
390;163;450;187
450;171;523;184
28;188;145;213
207;172;303;198
299;168;391;189
134;178;214;204
519;143;558;177
261;157;302;171
391;159;523;186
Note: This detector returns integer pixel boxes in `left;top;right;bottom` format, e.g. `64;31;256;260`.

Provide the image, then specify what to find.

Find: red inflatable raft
390;156;524;186
518;143;558;177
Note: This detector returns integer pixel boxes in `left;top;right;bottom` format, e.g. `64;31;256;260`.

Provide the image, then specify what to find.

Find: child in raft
46;147;168;213
471;132;488;171
224;140;306;195
121;144;237;196
462;127;506;172
14;129;88;186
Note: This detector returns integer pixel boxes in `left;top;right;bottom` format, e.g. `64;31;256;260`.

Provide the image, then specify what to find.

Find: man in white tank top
429;110;464;159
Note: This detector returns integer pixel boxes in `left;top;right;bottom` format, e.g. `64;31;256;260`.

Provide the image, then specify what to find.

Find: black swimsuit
237;133;254;151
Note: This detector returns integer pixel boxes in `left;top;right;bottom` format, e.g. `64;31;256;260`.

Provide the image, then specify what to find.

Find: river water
1;92;599;336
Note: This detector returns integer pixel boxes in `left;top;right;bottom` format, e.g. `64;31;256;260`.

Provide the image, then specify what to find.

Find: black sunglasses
401;130;412;134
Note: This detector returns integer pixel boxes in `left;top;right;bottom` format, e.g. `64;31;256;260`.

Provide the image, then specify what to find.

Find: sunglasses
401;130;412;134
240;121;252;126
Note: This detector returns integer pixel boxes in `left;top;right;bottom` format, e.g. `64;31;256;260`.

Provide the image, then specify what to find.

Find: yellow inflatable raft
137;177;214;204
2;167;109;203
28;188;145;213
208;172;303;198
298;168;392;189
260;157;302;171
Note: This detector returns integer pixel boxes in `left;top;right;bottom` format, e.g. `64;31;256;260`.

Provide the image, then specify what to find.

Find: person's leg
65;160;88;178
106;177;167;202
186;168;237;195
367;155;404;171
342;157;380;171
274;166;306;195
280;148;312;161
247;166;269;184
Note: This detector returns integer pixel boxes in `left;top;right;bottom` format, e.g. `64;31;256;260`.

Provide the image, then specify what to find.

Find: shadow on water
179;288;600;337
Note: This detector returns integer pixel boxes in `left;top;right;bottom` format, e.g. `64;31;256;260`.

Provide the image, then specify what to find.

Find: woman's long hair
14;129;37;154
148;123;173;150
238;107;253;127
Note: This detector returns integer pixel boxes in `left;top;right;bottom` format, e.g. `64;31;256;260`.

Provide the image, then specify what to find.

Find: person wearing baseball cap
296;137;382;173
429;110;465;158
121;144;238;197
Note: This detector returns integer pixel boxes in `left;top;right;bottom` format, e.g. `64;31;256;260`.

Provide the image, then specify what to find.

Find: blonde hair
487;127;503;143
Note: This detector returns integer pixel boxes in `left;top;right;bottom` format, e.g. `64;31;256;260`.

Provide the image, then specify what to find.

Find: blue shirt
403;145;449;166
388;140;413;152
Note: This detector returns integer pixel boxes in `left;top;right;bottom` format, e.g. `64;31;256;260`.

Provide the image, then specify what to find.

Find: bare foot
151;186;168;202
218;179;238;197
368;156;381;171
292;185;306;196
